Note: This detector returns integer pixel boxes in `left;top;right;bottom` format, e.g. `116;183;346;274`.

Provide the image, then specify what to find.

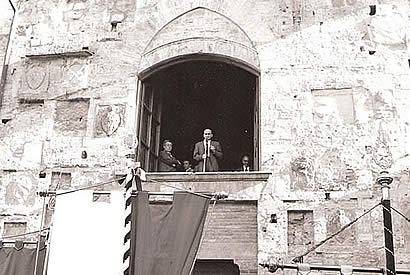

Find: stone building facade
1;0;410;274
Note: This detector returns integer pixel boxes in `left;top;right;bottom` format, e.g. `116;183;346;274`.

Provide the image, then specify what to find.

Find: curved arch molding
138;7;260;76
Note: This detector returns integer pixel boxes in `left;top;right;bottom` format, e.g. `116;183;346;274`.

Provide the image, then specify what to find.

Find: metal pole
377;171;396;275
33;197;47;275
0;240;38;245
203;149;207;172
0;0;16;112
38;190;225;200
259;263;410;274
203;141;210;172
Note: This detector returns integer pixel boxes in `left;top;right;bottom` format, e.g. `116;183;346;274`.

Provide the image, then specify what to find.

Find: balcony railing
142;171;271;200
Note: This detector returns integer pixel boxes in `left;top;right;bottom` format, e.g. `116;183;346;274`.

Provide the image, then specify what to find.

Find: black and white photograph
0;0;410;274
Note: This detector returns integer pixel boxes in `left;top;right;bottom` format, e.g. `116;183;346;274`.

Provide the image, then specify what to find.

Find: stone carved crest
373;140;393;170
290;156;314;190
25;63;48;90
5;174;36;206
66;61;87;89
101;106;122;136
372;123;393;170
95;105;125;137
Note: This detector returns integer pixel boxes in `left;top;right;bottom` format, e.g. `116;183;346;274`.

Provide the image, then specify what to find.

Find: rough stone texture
54;99;89;136
0;0;410;273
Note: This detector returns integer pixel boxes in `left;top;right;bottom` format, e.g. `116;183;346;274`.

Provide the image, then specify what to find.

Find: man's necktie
205;142;210;157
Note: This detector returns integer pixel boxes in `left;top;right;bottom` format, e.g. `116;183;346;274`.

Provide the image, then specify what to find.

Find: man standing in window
159;140;181;172
237;154;251;172
193;129;223;172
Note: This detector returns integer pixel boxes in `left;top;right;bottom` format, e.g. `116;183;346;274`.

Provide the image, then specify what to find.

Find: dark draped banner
0;241;46;275
130;191;210;275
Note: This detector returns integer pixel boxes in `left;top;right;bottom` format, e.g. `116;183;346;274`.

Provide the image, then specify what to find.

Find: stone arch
138;7;259;78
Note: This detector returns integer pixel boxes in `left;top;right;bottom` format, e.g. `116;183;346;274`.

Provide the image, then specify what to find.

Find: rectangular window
3;222;27;240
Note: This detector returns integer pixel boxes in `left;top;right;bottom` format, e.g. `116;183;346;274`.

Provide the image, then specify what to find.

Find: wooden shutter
137;82;162;171
254;78;260;171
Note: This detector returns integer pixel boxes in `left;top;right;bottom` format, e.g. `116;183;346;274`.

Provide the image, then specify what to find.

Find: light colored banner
47;190;124;275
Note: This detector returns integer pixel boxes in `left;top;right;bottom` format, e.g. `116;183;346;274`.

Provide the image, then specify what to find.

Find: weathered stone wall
256;0;410;272
1;0;410;274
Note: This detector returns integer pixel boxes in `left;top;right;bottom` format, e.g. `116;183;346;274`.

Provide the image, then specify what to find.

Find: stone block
54;99;90;136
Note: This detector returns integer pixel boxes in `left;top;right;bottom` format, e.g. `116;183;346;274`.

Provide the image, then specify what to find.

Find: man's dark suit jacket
193;140;223;172
158;150;179;172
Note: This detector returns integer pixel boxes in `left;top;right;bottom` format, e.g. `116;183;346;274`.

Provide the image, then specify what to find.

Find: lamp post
377;171;396;275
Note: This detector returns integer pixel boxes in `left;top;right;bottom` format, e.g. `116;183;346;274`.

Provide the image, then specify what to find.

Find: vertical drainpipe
0;0;17;114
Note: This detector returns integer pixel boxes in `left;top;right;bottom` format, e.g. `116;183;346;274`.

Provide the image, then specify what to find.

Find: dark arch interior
147;60;256;171
193;259;240;275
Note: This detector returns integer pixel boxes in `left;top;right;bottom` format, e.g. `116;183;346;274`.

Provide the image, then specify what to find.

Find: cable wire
56;176;127;196
391;207;410;223
145;178;215;199
38;176;127;197
1;227;50;240
292;202;381;262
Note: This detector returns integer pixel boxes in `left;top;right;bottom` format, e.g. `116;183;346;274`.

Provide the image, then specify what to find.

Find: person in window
158;140;181;172
182;160;194;172
237;154;251;172
193;128;223;172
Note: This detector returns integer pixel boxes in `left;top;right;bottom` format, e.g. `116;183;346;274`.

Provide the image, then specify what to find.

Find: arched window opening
137;57;259;172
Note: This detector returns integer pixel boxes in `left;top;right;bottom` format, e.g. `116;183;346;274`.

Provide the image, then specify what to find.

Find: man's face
242;156;249;166
183;161;190;169
163;142;173;152
203;129;213;141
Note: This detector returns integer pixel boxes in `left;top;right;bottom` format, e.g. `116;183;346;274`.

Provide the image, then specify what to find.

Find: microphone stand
203;156;206;172
203;140;210;172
